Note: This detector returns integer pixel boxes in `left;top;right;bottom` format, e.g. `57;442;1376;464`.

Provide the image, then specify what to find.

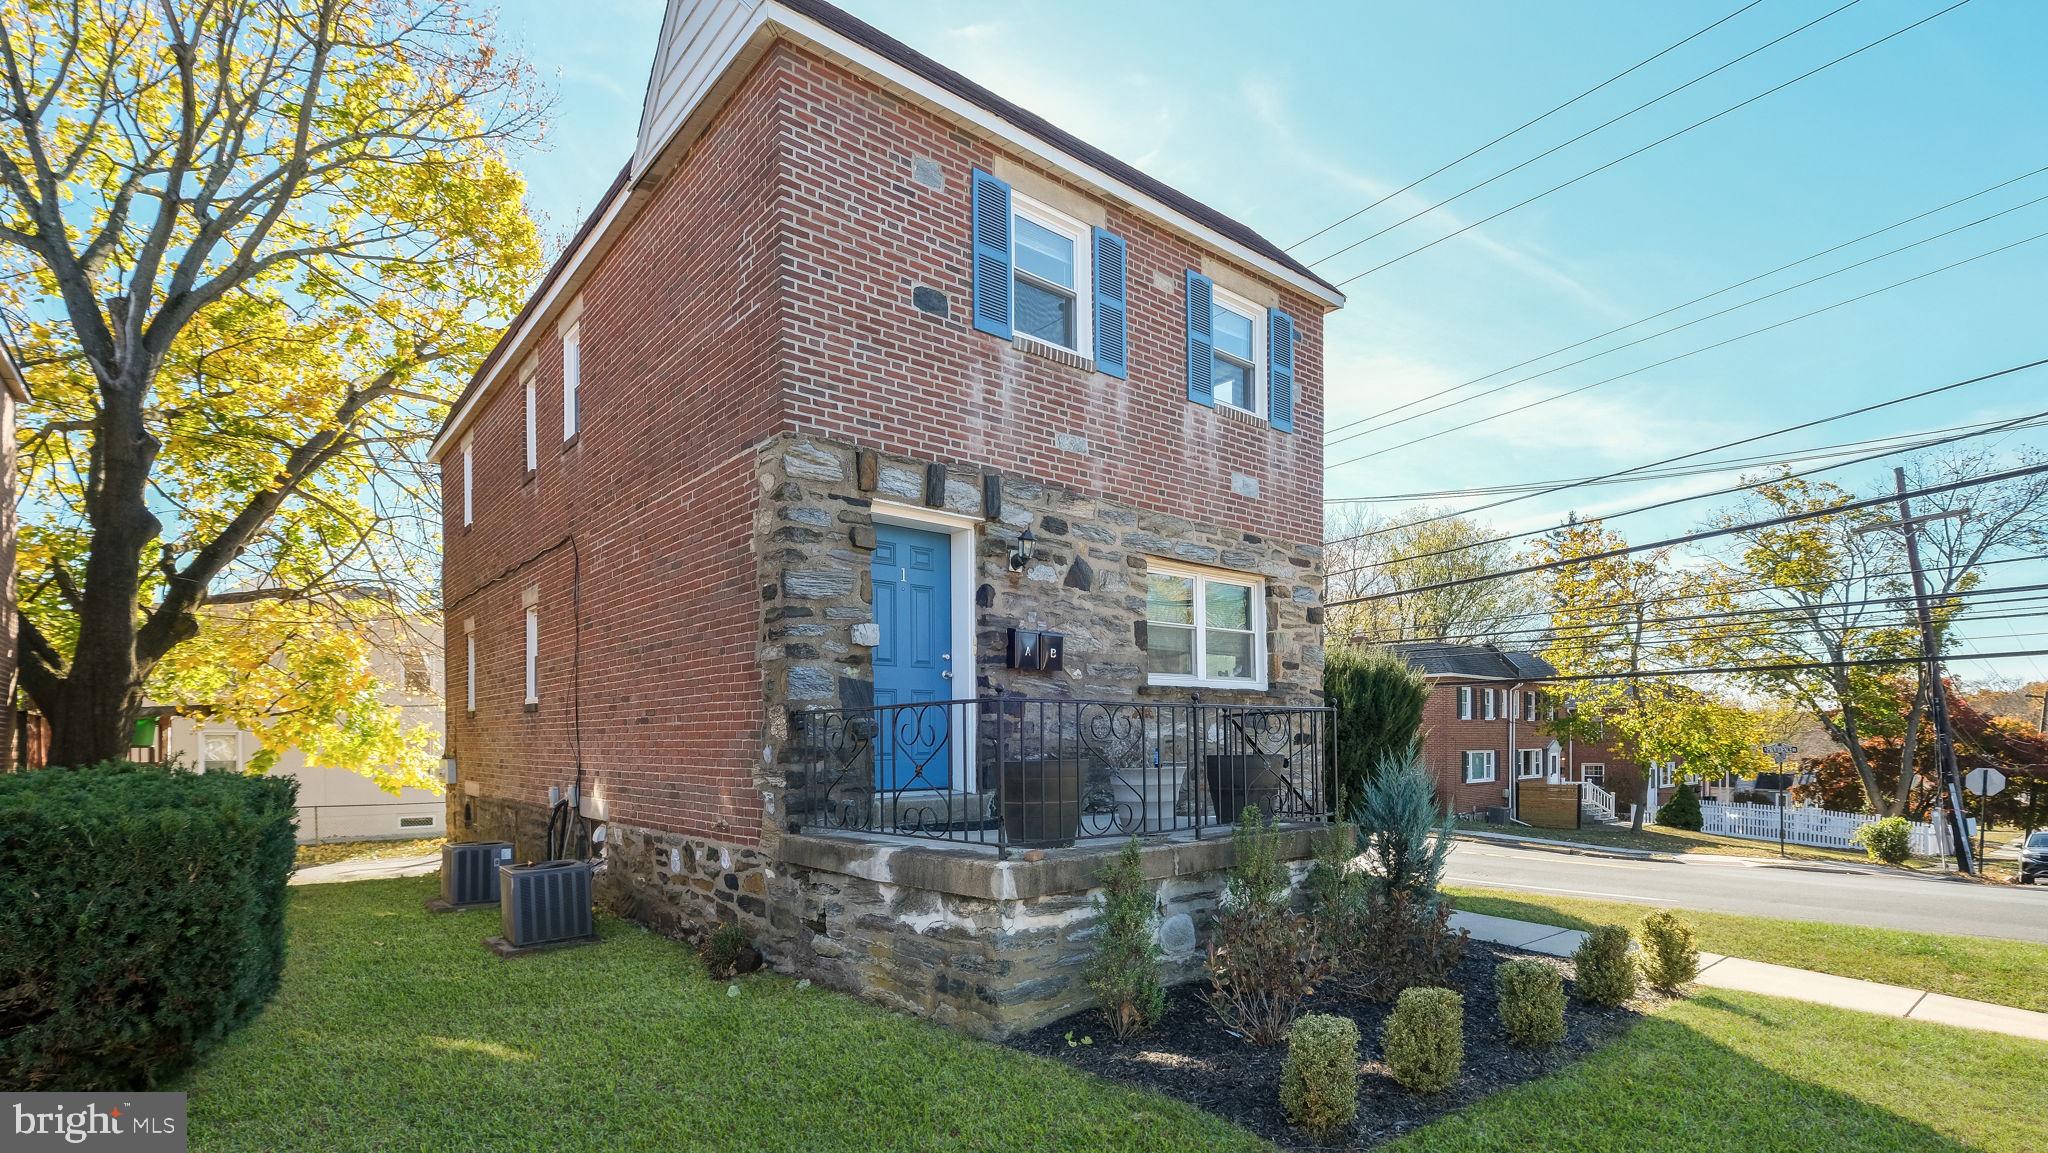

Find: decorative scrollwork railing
783;697;1333;858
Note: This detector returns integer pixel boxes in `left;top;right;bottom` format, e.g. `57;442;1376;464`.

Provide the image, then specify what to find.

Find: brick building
0;343;23;770
431;0;1343;1035
1394;643;1676;821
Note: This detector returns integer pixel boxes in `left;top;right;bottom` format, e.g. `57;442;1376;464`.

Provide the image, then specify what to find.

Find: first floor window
1581;763;1606;784
1517;749;1545;778
1656;762;1676;788
1463;750;1497;784
202;731;242;773
524;605;539;705
1144;562;1265;688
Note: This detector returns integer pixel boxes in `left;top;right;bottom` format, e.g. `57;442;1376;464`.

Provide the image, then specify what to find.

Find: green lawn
175;876;2048;1152
1390;990;2045;1153
1449;884;2048;1013
1454;818;1876;866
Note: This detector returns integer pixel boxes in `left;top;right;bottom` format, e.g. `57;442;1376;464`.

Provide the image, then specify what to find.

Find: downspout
1506;681;1520;821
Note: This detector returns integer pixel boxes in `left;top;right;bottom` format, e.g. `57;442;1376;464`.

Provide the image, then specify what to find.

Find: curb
1451;829;1661;862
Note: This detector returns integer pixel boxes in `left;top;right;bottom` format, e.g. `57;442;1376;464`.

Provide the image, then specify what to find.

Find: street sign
1964;766;2007;797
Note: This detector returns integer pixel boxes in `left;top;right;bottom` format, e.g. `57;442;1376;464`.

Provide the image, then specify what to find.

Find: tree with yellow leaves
2;0;544;777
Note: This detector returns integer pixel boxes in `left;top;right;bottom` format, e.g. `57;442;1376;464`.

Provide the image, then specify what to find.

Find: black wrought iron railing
783;697;1333;857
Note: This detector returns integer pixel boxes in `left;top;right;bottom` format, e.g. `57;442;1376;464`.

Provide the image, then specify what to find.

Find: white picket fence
1699;800;1941;855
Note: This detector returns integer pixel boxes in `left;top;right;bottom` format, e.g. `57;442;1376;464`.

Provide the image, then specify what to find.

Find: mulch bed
1006;940;1645;1150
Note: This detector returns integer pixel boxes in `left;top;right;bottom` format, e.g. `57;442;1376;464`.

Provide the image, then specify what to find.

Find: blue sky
490;0;2048;685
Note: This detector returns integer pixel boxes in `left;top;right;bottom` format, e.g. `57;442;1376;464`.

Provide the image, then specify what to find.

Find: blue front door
871;523;953;792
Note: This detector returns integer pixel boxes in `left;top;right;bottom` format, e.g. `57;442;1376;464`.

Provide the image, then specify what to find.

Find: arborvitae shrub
1084;839;1166;1040
1654;782;1703;830
1279;1013;1360;1143
1495;958;1566;1047
1381;987;1463;1094
1572;924;1640;1007
1640;910;1700;993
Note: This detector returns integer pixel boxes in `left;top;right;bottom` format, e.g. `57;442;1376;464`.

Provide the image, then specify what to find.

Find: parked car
2024;831;2048;885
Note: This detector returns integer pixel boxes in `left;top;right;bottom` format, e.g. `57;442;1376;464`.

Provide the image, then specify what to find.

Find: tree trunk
32;370;162;766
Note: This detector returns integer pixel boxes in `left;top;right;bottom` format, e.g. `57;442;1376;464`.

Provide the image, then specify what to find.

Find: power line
1323;459;2048;609
1306;0;1861;268
1327;189;2048;451
1510;647;2048;684
1286;0;1771;253
1331;0;1976;287
1320;358;2048;564
1325;415;2048;504
1322;163;2048;438
1326;228;2048;474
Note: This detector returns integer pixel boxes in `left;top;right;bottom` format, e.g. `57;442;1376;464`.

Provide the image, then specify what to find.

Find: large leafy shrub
1279;1013;1359;1143
1323;646;1428;811
1495;958;1566;1047
1851;816;1913;865
1;763;298;1089
1654;782;1703;831
1084;840;1166;1040
1207;807;1329;1045
1640;910;1699;993
1571;925;1640;1008
1381;987;1463;1094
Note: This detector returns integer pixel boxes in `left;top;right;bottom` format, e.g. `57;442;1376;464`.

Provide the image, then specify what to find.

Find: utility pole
1857;467;1976;875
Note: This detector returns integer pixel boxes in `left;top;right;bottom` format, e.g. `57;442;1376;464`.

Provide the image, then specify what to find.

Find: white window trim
201;729;244;773
522;588;540;706
560;322;581;442
1010;193;1093;359
1482;688;1497;721
1463;750;1496;785
460;433;474;527
522;361;538;472
1209;284;1266;419
1143;559;1268;690
464;618;476;715
1516;749;1546;779
1656;762;1676;789
1456;685;1472;720
1581;762;1605;784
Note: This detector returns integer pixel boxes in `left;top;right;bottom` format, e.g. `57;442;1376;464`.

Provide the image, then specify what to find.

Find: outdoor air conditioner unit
440;841;514;907
500;859;595;948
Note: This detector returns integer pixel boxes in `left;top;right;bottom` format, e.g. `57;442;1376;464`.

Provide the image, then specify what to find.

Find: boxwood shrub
0;762;298;1089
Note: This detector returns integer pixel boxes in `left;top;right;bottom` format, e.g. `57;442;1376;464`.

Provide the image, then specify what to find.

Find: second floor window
1210;290;1263;415
1011;199;1090;355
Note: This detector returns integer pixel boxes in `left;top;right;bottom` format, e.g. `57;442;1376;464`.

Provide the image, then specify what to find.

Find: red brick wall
1415;680;1556;816
771;46;1326;543
443;45;1328;847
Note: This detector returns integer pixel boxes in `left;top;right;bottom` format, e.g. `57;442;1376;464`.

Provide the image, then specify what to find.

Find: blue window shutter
1092;228;1128;378
970;170;1013;339
1268;309;1297;432
1184;271;1214;407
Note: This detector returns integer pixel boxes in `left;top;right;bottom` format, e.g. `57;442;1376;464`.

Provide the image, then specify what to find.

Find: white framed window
1456;686;1473;720
1524;691;1539;722
464;618;476;714
1463;750;1496;784
460;433;474;527
1209;286;1265;417
1010;195;1092;356
561;322;581;442
1516;749;1545;778
1656;762;1676;788
1581;762;1605;784
201;731;243;773
523;364;538;472
1143;561;1266;689
523;603;539;706
1483;688;1497;721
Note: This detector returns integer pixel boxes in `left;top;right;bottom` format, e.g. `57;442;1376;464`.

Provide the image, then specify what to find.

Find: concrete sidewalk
290;850;440;886
1450;909;2048;1044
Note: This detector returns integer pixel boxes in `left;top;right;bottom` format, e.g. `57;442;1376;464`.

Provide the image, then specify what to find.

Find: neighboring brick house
0;342;24;770
1394;643;1676;820
431;0;1343;1036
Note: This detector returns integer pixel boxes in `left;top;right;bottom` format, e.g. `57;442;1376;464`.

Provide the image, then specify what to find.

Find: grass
1388;989;2047;1152
176;876;1263;1153
294;837;445;869
1454;817;1876;865
1449;884;2048;1013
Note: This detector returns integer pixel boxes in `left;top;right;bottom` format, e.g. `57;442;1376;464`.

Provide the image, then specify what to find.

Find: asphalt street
1445;839;2048;944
